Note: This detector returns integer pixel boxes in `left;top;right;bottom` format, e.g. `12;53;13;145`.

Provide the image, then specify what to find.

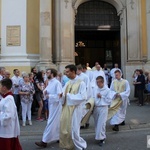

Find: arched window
75;0;120;30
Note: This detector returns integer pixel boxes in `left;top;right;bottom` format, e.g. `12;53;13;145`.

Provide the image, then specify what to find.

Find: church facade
0;0;150;99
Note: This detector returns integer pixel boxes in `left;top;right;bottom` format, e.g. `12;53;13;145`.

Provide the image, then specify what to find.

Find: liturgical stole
107;79;126;120
59;79;81;150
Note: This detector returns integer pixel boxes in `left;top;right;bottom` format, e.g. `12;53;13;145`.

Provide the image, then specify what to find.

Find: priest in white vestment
77;65;92;100
76;65;93;128
109;69;130;131
35;69;62;148
82;65;93;82
60;64;87;150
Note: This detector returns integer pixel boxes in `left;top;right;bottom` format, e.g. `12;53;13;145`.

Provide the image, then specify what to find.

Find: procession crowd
0;62;149;150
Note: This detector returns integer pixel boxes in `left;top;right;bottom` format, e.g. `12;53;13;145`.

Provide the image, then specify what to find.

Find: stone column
146;0;150;62
126;0;141;61
119;7;127;78
53;0;74;72
38;0;56;70
125;0;144;100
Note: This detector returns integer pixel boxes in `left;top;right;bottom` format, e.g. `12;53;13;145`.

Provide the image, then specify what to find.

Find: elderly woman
19;73;35;126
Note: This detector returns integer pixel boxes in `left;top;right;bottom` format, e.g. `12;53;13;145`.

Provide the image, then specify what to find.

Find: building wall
141;0;148;57
27;0;40;54
0;0;150;99
6;66;31;78
1;0;27;55
0;0;39;73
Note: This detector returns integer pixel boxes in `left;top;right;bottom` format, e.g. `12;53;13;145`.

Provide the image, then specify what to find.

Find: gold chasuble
59;79;81;150
107;79;126;120
80;98;94;126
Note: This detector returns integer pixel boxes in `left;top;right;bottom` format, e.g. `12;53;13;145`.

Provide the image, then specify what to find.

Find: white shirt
11;75;22;94
0;95;20;138
0;75;3;81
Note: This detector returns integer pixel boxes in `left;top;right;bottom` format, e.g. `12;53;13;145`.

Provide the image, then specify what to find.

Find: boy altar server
0;78;22;150
93;76;116;146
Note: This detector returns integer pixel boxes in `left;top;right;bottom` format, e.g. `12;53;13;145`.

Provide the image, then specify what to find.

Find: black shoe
35;141;47;148
85;123;89;128
112;125;119;131
119;121;125;126
80;125;85;129
99;139;105;146
56;140;59;143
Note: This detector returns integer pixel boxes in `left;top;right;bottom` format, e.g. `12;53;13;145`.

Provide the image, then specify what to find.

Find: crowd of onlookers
0;66;70;127
132;69;150;106
0;63;149;127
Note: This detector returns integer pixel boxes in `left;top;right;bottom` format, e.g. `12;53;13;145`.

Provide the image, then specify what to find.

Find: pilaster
126;0;141;61
53;0;74;72
146;0;150;62
38;0;56;70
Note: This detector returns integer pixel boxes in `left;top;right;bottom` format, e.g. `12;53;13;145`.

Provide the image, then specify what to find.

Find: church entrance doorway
75;0;121;68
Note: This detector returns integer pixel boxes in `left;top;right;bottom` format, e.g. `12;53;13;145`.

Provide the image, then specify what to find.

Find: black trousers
13;94;21;113
31;94;38;114
137;89;144;105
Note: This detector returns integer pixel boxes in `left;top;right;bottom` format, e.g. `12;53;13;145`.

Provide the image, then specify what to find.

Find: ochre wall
5;66;32;77
141;0;148;57
27;0;40;54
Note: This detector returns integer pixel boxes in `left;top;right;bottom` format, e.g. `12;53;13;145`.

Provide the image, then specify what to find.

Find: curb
20;123;150;136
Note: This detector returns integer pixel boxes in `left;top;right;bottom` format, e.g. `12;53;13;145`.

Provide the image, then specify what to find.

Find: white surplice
78;72;93;100
83;70;93;82
93;86;116;140
62;76;87;150
91;70;107;96
110;78;130;125
0;95;20;138
103;68;110;85
42;78;62;143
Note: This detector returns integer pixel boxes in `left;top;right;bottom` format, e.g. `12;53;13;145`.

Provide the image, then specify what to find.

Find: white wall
1;0;27;56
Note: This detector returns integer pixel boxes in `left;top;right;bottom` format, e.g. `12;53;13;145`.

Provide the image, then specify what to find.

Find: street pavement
19;101;150;150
